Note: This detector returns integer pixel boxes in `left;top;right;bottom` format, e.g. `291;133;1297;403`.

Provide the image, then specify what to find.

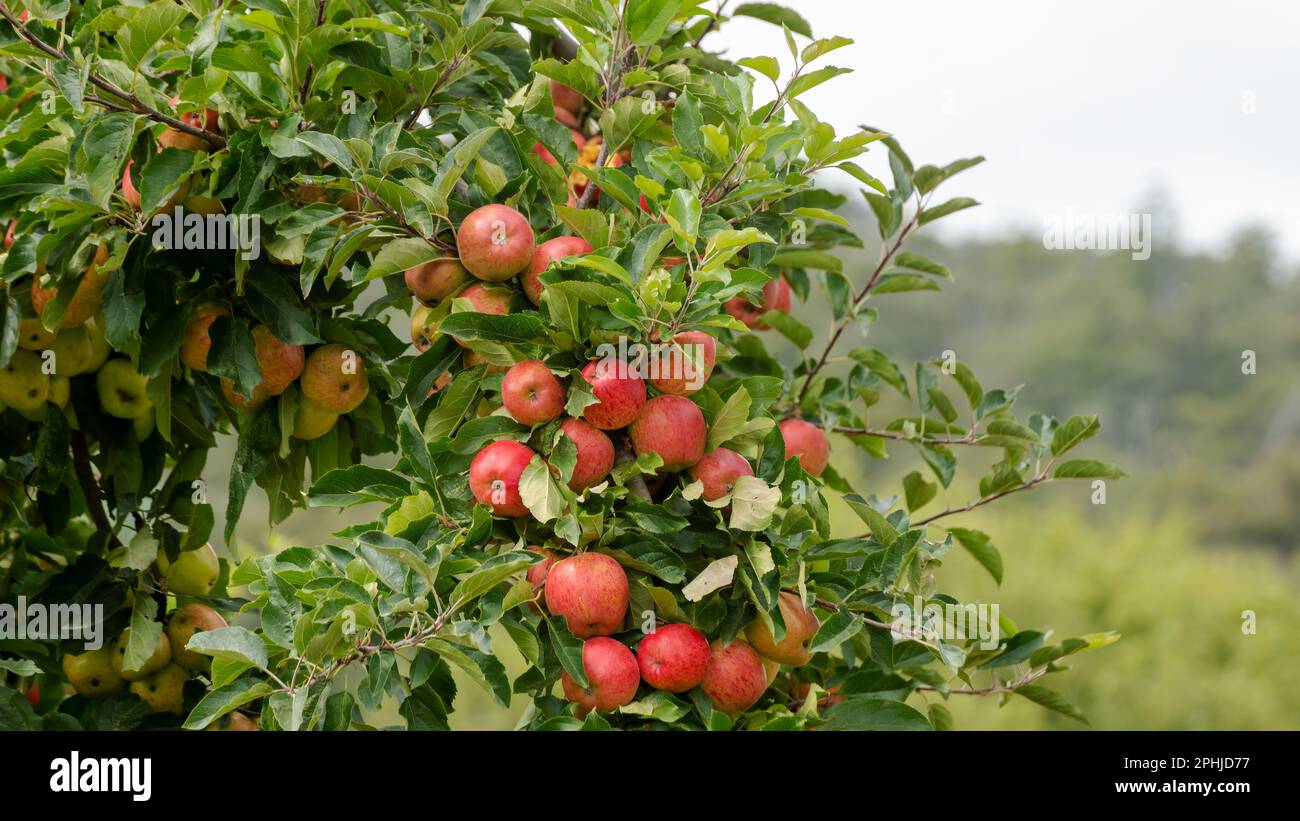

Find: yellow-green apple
31;244;110;328
700;639;768;714
649;330;716;396
501;359;566;425
95;358;152;419
580;358;645;430
636;622;710;692
411;304;438;352
17;317;54;350
301;343;369;413
292;398;338;440
561;636;640;715
456;204;536;281
48;376;70;407
523;236;593;305
49;326;94;375
163;543;220;596
724;275;793;330
111;628;171;681
129;663;188;714
689;448;754;501
179;303;230;371
0;349;50;412
628;395;706;471
779;418;829;476
61;647;126;698
84;314;111;371
166;603;228;671
557;417;614;491
405;257;470;305
543;552;628;638
133;409;155;440
468;439;535;517
744;590;820;666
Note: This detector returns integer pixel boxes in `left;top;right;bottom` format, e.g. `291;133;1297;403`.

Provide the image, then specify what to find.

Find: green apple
134;409;155;440
49;326;94;375
48;375;70;407
95;357;152;419
83;314;112;372
129;663;188;714
166;603;228;671
0;349;51;412
62;647;126;698
164;543;220;597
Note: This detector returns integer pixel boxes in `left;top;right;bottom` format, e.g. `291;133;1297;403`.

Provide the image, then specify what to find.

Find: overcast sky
710;0;1297;263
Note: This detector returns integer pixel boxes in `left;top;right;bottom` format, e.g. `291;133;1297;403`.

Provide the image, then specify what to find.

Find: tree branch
70;430;112;535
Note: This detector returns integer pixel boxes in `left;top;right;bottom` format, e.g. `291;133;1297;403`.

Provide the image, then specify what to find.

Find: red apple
557;417;615;491
628;395;706;472
744;591;820;666
649;330;716;396
724;275;793;330
527;546;557;608
523;235;593;305
3;221;15;250
690;448;754;501
459;282;512;315
636;623;710;693
779;418;829;477
561;636;640;714
405;257;470;305
501;359;566;426
468;440;536;517
638;193;652;214
700;639;769;714
550;80;585;115
456;204;536;281
580;358;646;430
122;159;142;210
555;108;581;130
544;552;628;638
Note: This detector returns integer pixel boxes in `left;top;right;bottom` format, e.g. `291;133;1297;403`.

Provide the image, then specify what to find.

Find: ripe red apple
557;417;615;491
628;395;706;472
544;552;628;638
580;358;645;430
405;257;470;305
724;275;793;330
700;639;769;714
744;591;820;666
649;330;716;396
4;221;15;250
636;623;710;693
523;235;593;305
527;546;557;609
468;439;536;517
530;129;586;165
121;160;142;210
555;107;581;130
501;359;566;425
459;282;512;315
561;636;640;714
456;204;536;281
550;80;585;116
779;418;829;477
690;448;754;501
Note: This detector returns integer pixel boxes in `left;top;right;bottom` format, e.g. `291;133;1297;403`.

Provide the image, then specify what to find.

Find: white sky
710;0;1299;262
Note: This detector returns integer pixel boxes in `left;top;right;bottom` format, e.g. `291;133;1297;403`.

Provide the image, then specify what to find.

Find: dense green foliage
0;0;1120;730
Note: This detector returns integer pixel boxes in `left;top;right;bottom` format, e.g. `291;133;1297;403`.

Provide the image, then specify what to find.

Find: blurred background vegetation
209;197;1300;729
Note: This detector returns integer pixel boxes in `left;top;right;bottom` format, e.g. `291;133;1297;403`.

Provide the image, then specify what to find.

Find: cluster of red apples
533;551;822;715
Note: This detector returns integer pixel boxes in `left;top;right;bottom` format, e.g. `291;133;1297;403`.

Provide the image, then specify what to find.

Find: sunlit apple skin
690;448;754;501
456;204;536;281
580;358;646;430
501;359;566;425
179;303;230;372
558;417;614;492
561;636;640;714
700;639;768;714
523;236;593;305
405;257;470;305
544;552;629;638
550;80;585;115
744;590;820;666
628;395;706;472
649;330;716;396
724;275;793;330
468;439;535;517
778;418;830;477
31;244;111;328
636;623;710;693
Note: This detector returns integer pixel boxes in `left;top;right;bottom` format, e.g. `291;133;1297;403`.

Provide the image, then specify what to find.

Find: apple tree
0;0;1121;731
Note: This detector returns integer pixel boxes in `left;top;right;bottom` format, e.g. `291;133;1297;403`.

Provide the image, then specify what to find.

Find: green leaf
738;56;780;82
1053;460;1127;480
707;386;751;450
424;638;511;708
732;3;812;37
308;465;411;507
183;678;273;730
519;455;565;523
546;616;588;690
1050;414;1100;456
1013;683;1089;725
902;471;936;512
431;126;498;214
296;132;355;173
620;690;691;722
728;476;782;532
918;197;979;225
842;493;899;544
450;553;534;607
810;607;862;653
186;626;269;670
821;697;932;731
948;527;1003;585
439;312;549;346
119;1;187;70
365;238;441;281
